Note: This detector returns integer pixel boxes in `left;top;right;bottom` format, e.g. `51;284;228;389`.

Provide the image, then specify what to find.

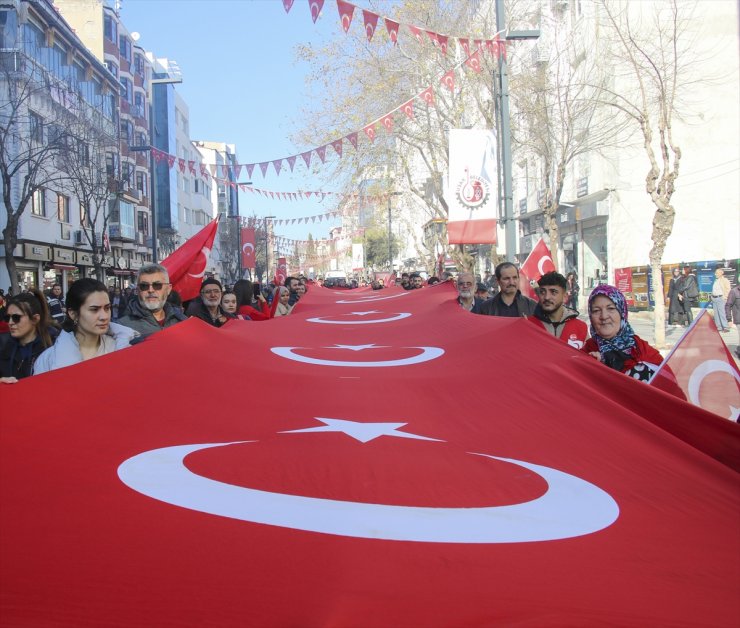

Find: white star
730;406;740;422
328;344;386;351
347;311;381;316
281;418;443;443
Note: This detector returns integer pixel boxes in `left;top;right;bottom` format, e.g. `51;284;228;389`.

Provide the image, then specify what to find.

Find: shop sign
577;177;589;198
23;243;52;261
53;247;75;263
614;268;634;306
76;251;94;266
129;259;142;270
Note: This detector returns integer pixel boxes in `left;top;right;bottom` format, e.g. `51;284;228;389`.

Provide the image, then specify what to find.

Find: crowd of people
1;261;736;385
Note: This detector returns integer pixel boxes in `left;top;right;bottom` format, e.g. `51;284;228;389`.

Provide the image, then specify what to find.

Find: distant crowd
1;261;738;386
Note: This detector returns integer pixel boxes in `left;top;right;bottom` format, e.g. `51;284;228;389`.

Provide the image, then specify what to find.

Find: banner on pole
446;129;498;244
240;228;256;268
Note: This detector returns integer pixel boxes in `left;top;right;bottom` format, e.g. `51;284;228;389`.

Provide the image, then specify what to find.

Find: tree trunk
2;216;19;293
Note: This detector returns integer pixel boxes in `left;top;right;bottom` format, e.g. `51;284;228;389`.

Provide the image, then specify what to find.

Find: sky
118;0;357;246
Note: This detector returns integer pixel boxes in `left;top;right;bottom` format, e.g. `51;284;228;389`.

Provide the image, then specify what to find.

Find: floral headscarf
588;284;637;354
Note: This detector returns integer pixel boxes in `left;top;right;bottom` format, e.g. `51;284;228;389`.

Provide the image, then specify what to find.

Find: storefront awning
112;269;134;276
50;264;77;271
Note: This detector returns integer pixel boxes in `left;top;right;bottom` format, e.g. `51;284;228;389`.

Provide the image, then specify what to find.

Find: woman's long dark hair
232;279;254;308
7;288;53;348
62;278;109;332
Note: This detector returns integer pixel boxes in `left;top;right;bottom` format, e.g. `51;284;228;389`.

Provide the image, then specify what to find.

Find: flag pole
648;309;706;383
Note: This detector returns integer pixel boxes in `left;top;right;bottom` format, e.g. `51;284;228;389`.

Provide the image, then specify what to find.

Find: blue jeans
712;296;729;330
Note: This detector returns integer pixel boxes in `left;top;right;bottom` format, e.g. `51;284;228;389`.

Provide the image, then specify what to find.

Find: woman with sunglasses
0;289;57;383
34;278;137;375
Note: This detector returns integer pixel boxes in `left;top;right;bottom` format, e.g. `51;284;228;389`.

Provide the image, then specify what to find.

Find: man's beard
142;298;164;312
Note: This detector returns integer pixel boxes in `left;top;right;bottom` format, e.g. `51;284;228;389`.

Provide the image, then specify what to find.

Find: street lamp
387;191;402;271
494;0;539;262
234;180;252;279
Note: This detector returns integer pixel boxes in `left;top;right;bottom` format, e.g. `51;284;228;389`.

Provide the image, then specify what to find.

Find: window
29;111;43;143
0;9;18;49
104;14;117;42
106;152;118;177
118;35;131;62
57;193;69;222
133;53;145;78
77;140;89;166
105;60;118;79
119;76;131;102
31;189;46;217
137;210;148;235
134;92;145;118
135;131;147;147
136;172;147;197
194;179;200;194
80;204;89;228
122;120;133;144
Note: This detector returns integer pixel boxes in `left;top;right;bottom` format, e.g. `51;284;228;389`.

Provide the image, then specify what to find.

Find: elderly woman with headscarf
581;284;663;382
271;286;293;317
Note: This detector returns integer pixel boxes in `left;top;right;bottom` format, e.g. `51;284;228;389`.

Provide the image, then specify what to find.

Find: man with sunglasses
118;264;187;338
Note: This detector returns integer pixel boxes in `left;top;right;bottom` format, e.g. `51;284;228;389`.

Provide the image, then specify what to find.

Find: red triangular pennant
420;86;435;106
385;18;399;44
331;139;343;157
301;151;312;168
363;123;377;142
337;0;354;33
380;114;393;133
273;160;283;176
259;162;269;177
308;0;324;23
178;158;186;173
466;50;482;73
401;99;415;119
408;24;423;43
459;38;470;56
167;154;176;168
362;9;379;42
316;145;327;163
287;155;297;172
347;132;358;149
437;34;448;55
440;70;455;92
283;0;294;13
246;164;255;178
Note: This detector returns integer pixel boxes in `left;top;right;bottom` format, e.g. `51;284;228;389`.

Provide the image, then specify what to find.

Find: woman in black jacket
0;289;56;383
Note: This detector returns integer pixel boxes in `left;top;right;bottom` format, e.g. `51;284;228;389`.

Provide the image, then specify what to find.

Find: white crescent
117;441;619;544
187;246;211;279
336;292;410;304
271;346;443;367
241;243;255;254
537;255;554;276
687;359;740;415
306;313;411;325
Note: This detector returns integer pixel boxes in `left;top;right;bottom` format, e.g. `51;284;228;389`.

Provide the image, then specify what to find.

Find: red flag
363;123;377;142
331;138;343;157
316;144;327;163
401;98;415;119
520;237;556;297
651;309;740;420
308;0;324;23
1;285;738;626
301;151;312;168
408;24;423;42
440;69;455;92
362;9;378;41
466;50;482;73
240;227;256;268
420;86;435;105
283;0;294;12
274;257;287;286
380;114;393;133
272;159;283;175
259;162;269;177
160;218;219;301
287;155;297;171
346;132;358;149
384;18;399;44
459;38;470;56
336;0;354;33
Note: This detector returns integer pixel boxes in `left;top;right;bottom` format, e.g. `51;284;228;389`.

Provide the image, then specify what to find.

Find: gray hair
136;263;170;284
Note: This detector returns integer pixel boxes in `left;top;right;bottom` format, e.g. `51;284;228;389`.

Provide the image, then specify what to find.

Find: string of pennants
272;227;365;252
284;0;506;59
151;43;499;180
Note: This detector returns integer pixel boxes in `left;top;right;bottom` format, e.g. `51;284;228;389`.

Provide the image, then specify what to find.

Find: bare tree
56;101;118;281
510;11;631;270
293;1;504;274
0;55;67;289
598;0;696;347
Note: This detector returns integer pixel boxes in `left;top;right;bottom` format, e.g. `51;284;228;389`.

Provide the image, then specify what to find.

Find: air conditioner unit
74;230;85;245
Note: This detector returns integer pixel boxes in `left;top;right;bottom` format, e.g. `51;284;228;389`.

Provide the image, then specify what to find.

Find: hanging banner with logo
352;243;364;272
0;285;738;626
446;129;498;244
240;228;256;268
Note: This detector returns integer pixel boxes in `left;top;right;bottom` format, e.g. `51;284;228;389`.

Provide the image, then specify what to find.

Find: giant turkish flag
1;283;739;626
160;218;219;301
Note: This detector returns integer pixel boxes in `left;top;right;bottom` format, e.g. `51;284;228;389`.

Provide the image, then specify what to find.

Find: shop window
0;9;18;49
57;193;69;223
31;188;46;216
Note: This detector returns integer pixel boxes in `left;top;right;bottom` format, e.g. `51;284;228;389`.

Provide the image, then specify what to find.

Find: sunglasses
3;313;25;324
138;282;169;291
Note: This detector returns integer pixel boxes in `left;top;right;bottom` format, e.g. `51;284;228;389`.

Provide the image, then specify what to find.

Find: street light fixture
263;215;275;281
234;181;253;279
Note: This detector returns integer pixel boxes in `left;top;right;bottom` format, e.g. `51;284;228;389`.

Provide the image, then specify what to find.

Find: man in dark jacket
185;278;232;327
528;271;588;349
456;272;485;313
118;263;187;338
478;262;537;317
